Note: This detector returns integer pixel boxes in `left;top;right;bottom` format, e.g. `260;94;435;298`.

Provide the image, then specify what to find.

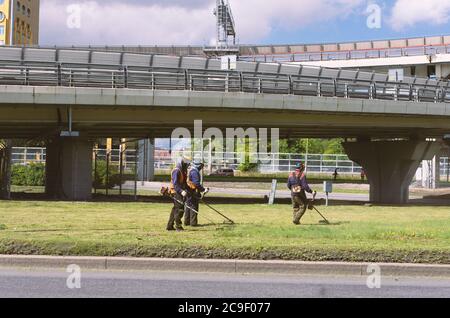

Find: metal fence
442;157;450;180
160;150;362;174
11;147;45;165
0;64;449;103
11;147;450;181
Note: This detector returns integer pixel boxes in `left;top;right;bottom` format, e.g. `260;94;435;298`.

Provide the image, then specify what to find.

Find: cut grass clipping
0;201;449;264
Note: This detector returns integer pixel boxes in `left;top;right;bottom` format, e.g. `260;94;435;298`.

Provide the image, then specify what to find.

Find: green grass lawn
0;200;449;264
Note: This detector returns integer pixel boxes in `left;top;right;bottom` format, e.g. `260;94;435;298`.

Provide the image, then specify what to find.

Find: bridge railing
240;44;450;63
0;64;448;103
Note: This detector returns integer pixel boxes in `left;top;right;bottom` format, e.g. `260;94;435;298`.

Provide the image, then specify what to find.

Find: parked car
210;168;235;177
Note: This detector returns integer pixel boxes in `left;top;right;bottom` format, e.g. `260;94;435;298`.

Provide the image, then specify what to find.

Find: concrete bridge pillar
46;137;93;201
137;138;155;182
0;143;12;199
343;140;440;204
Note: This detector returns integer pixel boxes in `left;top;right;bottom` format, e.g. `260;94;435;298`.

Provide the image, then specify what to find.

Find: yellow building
0;0;39;46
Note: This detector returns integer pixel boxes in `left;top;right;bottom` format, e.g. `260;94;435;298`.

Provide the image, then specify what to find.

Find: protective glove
181;190;187;198
203;188;210;195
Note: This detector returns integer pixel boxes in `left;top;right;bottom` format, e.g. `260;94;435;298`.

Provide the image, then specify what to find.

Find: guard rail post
288;75;293;95
25;67;29;86
57;63;62;86
69;70;74;87
112;71;116;89
184;69;189;90
239;72;243;92
123;66;128;89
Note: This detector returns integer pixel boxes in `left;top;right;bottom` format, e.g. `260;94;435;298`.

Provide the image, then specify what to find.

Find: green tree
279;138;345;154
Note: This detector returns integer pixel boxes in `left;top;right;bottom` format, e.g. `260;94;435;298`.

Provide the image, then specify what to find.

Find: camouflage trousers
291;191;308;224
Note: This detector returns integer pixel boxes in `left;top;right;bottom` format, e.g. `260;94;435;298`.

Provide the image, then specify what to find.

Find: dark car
210;168;235;177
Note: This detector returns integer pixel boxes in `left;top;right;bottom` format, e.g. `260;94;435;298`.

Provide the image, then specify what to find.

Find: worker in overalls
185;161;209;227
167;157;190;231
287;163;315;225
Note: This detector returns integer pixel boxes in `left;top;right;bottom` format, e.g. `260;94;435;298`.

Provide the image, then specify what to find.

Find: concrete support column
0;143;12;199
343;140;440;204
420;156;441;189
137;138;155;182
46;137;93;201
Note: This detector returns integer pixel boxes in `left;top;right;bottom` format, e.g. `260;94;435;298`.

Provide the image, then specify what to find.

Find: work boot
167;227;176;231
176;227;184;232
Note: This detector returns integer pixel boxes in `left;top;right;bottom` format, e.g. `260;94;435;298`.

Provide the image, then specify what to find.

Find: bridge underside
1;97;449;204
0;105;449;139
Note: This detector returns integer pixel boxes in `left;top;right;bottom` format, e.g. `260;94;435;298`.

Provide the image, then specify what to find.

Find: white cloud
40;0;215;45
231;0;364;43
40;0;364;45
390;0;450;31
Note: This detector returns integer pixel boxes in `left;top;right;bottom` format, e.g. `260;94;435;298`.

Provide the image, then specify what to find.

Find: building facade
0;0;39;46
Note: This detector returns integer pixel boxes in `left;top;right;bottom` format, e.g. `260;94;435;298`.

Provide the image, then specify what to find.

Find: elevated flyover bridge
46;35;450;77
0;46;449;203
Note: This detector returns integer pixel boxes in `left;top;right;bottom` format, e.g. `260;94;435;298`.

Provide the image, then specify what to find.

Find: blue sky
262;1;450;45
40;0;450;46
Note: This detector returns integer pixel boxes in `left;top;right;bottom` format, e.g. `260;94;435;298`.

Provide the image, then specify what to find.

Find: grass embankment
0;200;449;264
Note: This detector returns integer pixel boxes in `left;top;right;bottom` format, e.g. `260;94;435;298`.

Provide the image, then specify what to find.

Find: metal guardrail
0;64;449;103
11;147;362;174
240;44;450;63
33;35;449;60
11;147;450;178
11;147;45;165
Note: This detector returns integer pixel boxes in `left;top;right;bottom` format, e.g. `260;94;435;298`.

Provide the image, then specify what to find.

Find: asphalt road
0;268;449;298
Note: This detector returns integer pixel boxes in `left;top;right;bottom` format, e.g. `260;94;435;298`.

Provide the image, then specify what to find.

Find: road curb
0;255;449;278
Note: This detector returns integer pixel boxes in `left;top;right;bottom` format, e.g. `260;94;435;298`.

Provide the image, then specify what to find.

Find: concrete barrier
0;255;449;278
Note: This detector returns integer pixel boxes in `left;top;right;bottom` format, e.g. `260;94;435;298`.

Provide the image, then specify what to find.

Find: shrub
93;160;122;189
238;161;258;172
11;163;46;186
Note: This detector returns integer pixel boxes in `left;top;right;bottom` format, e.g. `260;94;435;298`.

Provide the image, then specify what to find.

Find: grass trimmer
200;194;235;225
308;192;330;225
159;187;216;225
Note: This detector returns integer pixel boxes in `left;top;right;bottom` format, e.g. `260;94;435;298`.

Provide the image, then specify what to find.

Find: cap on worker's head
192;161;204;170
295;162;305;171
177;156;191;168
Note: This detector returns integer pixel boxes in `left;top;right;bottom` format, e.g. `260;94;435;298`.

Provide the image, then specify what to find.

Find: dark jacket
287;172;313;194
188;167;205;193
171;165;187;195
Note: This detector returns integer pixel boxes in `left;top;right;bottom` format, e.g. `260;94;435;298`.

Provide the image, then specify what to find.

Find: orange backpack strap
169;168;182;194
